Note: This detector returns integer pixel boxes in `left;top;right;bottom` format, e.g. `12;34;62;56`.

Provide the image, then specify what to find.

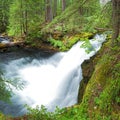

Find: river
0;34;106;117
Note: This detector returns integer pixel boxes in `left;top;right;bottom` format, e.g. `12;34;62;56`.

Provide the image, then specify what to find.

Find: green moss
60;41;120;120
0;113;5;120
77;44;120;119
91;55;112;85
47;32;94;51
63;35;80;48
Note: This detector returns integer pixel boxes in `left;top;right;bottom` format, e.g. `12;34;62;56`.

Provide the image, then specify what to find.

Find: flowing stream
0;34;106;117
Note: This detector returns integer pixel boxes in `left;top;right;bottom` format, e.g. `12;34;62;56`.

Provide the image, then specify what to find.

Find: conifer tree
0;0;11;33
45;0;53;22
8;0;44;36
0;71;24;102
112;0;120;44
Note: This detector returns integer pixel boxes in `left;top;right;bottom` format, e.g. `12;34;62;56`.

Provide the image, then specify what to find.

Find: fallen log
0;41;25;49
94;27;112;32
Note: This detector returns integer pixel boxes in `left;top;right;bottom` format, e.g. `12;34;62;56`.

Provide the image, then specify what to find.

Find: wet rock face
0;37;10;43
0;37;7;43
78;47;103;103
78;56;96;103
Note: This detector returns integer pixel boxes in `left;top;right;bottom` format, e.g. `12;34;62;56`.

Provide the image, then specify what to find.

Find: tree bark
0;1;8;32
45;0;53;22
112;0;120;45
24;9;28;35
62;0;66;11
20;0;23;36
53;0;57;17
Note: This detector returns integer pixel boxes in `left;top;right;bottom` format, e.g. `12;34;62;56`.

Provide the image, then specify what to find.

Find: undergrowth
25;42;120;120
3;40;119;120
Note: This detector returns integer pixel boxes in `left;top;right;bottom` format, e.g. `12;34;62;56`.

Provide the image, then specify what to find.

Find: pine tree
112;0;120;45
8;0;44;36
0;71;24;102
45;0;53;22
0;0;11;33
62;0;66;11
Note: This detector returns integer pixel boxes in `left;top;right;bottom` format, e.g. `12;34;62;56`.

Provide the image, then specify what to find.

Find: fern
80;39;94;53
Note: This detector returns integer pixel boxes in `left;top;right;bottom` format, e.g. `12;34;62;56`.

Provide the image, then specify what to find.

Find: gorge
0;34;106;117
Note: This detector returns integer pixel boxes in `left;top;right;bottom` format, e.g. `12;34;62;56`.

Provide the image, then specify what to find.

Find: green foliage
8;0;44;36
48;38;63;48
0;70;25;102
26;29;42;44
91;56;114;114
59;43;120;120
0;0;12;33
64;35;80;49
26;104;90;120
93;76;120;118
48;32;94;51
43;0;104;33
1;0;119;120
8;0;22;36
81;38;94;53
26;105;67;120
99;2;112;28
85;48;120;119
0;113;6;120
116;35;120;43
54;26;63;31
48;37;68;51
48;35;81;51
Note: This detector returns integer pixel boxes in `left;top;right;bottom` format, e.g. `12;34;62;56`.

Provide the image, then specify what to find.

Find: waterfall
0;34;106;116
100;0;111;6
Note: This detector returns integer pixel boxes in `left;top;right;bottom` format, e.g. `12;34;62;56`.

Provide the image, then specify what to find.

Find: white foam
2;34;106;114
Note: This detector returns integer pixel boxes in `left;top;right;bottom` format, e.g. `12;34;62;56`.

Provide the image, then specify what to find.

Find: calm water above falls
0;34;106;117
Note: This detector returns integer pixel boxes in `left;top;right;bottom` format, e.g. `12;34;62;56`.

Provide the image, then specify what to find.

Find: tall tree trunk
62;0;66;11
45;0;53;22
24;10;28;35
112;0;120;45
53;0;57;17
0;0;7;32
23;1;28;35
20;0;23;36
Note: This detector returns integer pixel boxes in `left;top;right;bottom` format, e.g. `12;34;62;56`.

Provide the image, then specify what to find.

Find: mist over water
0;34;106;117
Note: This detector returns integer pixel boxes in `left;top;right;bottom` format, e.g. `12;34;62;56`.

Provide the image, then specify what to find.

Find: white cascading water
0;34;106;116
100;0;111;6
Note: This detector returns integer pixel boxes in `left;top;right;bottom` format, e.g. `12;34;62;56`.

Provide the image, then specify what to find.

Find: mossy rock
79;32;94;40
78;54;98;103
78;42;120;119
63;35;80;48
63;32;94;49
